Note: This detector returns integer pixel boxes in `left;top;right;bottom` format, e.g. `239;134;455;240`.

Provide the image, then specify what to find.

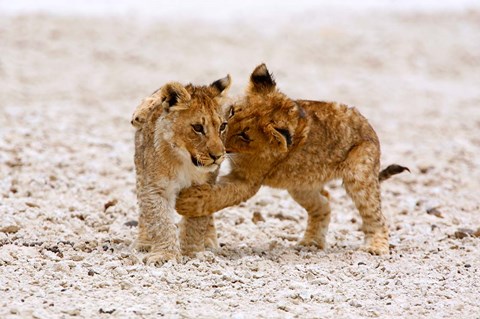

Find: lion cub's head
225;64;307;158
138;75;231;170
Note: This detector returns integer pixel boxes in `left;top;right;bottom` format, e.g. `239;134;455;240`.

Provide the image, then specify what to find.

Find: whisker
225;153;238;167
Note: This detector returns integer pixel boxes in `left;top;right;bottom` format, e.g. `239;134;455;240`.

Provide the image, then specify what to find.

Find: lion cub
132;75;230;265
176;64;407;255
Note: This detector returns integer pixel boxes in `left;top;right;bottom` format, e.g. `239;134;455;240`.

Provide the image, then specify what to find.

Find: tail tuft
379;164;410;182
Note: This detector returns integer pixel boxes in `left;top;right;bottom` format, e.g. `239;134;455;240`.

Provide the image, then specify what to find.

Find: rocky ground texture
1;7;480;319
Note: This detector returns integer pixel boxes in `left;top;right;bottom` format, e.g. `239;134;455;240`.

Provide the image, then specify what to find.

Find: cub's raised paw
143;250;180;267
176;185;212;217
131;96;161;129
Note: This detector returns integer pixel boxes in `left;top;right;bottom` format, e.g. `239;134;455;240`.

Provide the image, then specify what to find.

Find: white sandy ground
1;5;480;319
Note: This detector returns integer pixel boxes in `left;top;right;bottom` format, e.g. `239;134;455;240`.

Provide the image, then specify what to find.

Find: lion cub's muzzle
191;152;225;167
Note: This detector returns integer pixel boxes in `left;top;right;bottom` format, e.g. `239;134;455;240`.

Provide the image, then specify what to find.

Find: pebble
298;290;312;301
70;255;84;261
53;262;70;272
124;220;138;227
312;278;330;285
104;199;118;211
0;225;20;234
0;250;15;265
277;301;289;311
115;267;128;276
426;207;443;218
61;308;81;316
252;211;265;224
255;200;269;207
454;228;475;239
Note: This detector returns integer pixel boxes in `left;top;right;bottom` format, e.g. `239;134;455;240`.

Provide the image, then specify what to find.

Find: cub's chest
174;163;210;192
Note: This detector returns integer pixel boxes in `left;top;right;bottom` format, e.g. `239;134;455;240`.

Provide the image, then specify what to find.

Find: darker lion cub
175;64;407;255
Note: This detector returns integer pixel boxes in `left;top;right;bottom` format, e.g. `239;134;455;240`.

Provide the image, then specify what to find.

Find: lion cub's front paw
176;185;212;217
136;234;153;252
143;250;180;266
136;241;152;253
204;236;219;250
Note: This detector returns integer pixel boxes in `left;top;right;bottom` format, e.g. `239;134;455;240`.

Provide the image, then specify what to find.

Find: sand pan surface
1;7;480;318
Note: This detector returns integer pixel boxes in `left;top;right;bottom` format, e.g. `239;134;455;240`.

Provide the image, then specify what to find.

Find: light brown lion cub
175;64;407;255
132;75;230;265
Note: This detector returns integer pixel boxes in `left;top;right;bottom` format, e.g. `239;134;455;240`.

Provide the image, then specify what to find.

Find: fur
176;64;407;255
132;75;230;265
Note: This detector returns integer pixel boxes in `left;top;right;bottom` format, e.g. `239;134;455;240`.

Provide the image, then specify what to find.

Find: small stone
53;262;70;272
454;228;475;239
99;308;116;314
277;301;288;311
255;200;269;207
0;225;20;234
0;249;15;265
104;199;118;212
298;290;312;301
252;212;265;224
272;213;297;221
114;267;128;276
70;255;84;261
124;220;138;227
426;207;443;218
349;300;362;308
234;217;245;225
62;308;81;316
211;269;222;275
418;164;433;174
312;277;329;285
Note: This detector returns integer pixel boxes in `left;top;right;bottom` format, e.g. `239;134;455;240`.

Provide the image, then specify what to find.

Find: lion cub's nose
209;152;223;161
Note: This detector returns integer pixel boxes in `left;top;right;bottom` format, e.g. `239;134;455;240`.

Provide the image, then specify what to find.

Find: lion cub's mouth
191;156;222;168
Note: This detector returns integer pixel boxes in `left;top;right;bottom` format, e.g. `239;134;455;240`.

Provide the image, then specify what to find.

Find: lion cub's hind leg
342;142;389;255
288;187;331;249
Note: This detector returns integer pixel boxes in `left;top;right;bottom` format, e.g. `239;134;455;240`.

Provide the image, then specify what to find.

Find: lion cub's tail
379;164;410;182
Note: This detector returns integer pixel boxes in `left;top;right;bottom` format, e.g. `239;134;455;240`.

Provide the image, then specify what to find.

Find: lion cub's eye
192;124;205;134
239;131;251;142
219;122;227;132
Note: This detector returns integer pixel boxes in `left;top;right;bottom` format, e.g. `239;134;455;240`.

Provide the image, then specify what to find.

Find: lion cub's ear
210;74;232;97
248;63;276;94
160;82;191;112
265;124;292;153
